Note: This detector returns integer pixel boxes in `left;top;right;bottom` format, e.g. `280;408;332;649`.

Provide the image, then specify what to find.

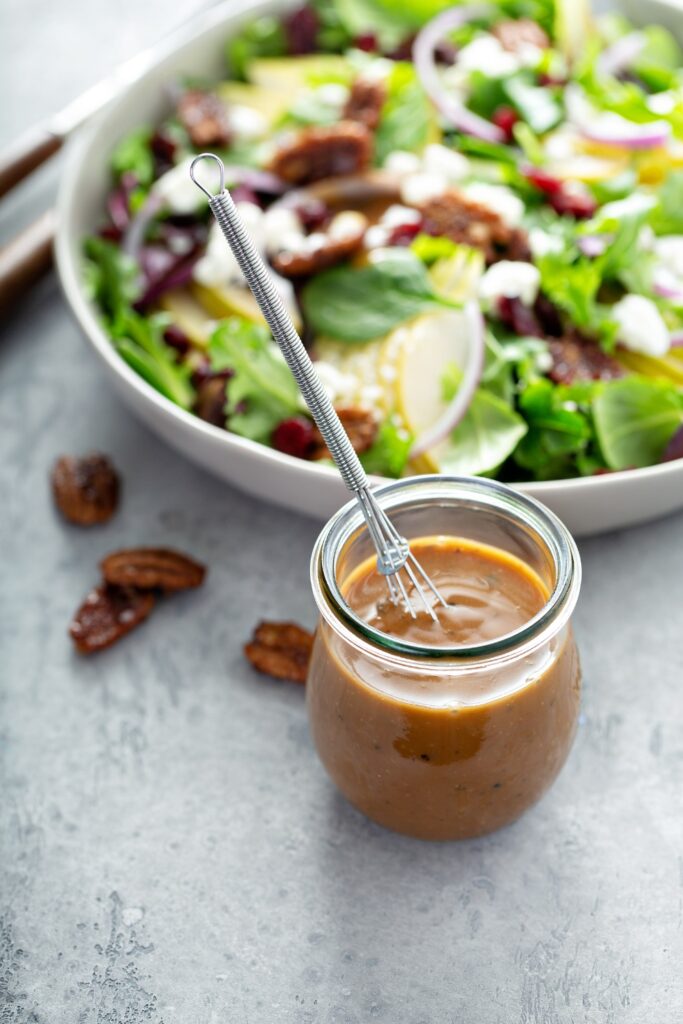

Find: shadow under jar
307;477;582;841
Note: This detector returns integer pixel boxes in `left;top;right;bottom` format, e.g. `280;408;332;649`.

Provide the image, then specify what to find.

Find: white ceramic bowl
55;0;683;536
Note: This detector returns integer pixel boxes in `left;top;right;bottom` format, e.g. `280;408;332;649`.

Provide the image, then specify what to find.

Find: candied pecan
492;18;550;53
547;333;625;385
244;621;314;684
101;548;206;592
271;214;367;278
51;453;120;526
268;122;372;186
342;78;387;131
417;189;531;265
69;584;155;655
177;89;232;148
195;376;228;427
311;405;378;460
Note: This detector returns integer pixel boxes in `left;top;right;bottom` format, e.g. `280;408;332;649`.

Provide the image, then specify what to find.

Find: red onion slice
653;270;683;303
413;5;506;144
669;330;683;347
410;301;485;459
596;31;646;78
578;117;670;151
577;234;609;258
122;191;166;261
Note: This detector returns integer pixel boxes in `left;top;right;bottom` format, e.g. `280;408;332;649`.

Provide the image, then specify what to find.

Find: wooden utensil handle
0;211;55;316
0;126;62;199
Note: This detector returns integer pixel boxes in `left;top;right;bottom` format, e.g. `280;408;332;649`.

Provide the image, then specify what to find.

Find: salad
84;0;683;483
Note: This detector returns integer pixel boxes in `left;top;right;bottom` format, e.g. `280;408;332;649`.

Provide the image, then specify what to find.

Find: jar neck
310;476;581;661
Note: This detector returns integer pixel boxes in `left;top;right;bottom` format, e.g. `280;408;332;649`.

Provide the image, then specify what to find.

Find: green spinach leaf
374;62;431;166
302;251;458;342
111;128;155;187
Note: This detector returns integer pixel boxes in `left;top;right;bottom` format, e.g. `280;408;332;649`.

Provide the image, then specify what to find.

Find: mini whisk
190;153;447;620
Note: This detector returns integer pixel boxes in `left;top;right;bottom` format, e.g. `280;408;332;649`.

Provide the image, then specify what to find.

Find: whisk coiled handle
193;154;368;496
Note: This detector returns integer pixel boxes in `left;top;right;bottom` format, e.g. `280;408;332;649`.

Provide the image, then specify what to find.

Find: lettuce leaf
374;62;432;166
209;318;302;442
360;418;413;477
593;376;683;470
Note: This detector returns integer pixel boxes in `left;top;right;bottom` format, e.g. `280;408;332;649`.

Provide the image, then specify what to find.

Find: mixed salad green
85;0;683;482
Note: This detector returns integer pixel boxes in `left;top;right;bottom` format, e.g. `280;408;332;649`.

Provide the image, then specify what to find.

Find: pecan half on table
69;584;156;655
418;189;531;265
51;453;120;526
101;548;206;592
244;621;315;684
177;89;232;148
268;122;372;186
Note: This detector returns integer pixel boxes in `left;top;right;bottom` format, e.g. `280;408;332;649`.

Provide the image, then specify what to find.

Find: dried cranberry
492;106;519;142
538;73;566;87
354;32;378;52
434;40;458;65
498;296;543;337
99;223;122;243
295;197;329;232
151;129;177;162
549;189;597;219
386;221;422;247
272;417;315;459
230;184;261;207
524;166;563;195
534;294;564;337
387;34;416;61
163;325;191;356
283;5;319;54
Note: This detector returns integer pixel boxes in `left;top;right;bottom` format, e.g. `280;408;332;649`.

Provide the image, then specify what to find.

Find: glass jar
307;476;582;841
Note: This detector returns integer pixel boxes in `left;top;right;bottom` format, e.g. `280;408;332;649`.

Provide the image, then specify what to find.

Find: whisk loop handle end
190;152;226;200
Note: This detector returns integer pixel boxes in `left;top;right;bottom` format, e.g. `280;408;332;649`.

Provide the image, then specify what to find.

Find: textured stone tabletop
1;3;683;1022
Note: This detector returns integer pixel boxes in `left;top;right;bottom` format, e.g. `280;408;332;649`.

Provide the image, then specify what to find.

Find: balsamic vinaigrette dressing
342;536;549;647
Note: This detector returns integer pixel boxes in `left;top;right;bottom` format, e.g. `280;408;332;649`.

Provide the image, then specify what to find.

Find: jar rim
310;476;581;660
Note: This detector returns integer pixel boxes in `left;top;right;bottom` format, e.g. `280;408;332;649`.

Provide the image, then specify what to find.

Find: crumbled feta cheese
648;91;676;115
462;182;525;227
455;34;521;77
612;294;670;356
262;207;305;255
153;157;205;214
517;42;544;69
383;150;422;177
529;227;563;258
327;210;367;242
304;232;327;253
535;350;554;373
401;172;448;206
544;126;579;162
193;202;264;286
358;57;394;83
317;83;350;107
364;225;390;249
654;236;683;279
228;104;268;141
422;143;470;183
314;361;357;402
380;204;422;228
479;261;541;308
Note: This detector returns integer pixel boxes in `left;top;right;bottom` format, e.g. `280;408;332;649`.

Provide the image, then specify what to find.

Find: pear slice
158;288;214;347
191;281;302;331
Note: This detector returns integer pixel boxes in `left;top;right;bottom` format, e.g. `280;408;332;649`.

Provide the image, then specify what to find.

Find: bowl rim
54;0;683;501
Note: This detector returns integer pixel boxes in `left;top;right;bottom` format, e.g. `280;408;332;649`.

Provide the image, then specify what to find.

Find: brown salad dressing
307;536;581;841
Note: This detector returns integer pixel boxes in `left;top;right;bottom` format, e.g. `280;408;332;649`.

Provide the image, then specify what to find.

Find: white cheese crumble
422;143;470;183
455;34;521;77
381;204;422;228
228;104;268;141
314;360;358;402
153;157;205;215
479;261;541;308
462;182;525;227
653;236;683;279
262;207;306;255
317;83;350;107
194;202;264;286
401;171;449;206
383;150;422;177
529;227;563;258
612;294;670;357
327;210;367;242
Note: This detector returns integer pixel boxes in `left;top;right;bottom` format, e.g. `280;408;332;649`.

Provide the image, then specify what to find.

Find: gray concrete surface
1;2;682;1021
